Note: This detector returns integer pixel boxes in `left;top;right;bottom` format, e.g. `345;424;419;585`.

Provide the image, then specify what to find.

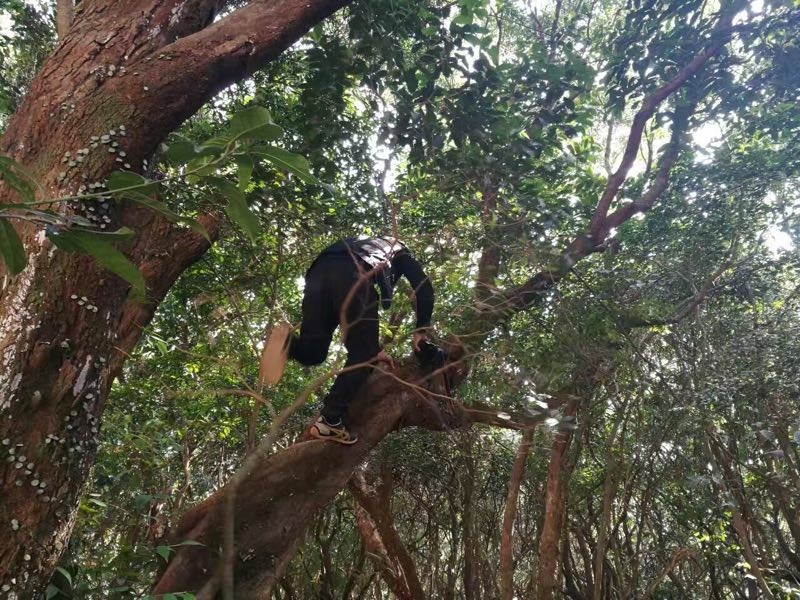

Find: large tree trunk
0;0;349;594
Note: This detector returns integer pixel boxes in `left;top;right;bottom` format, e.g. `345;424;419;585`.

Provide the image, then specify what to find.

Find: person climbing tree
260;236;435;444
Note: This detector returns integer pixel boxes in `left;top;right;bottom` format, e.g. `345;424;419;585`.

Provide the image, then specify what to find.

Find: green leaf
486;45;500;66
107;172;210;241
235;155;254;190
229;106;283;142
186;155;220;178
453;12;473;26
74;226;136;243
0;218;26;274
174;540;205;547
129;194;210;241
200;135;233;151
55;567;72;586
163;595;179;600
107;171;159;196
252;147;318;184
0;155;38;203
208;178;260;244
164;135;200;164
45;585;62;600
156;545;173;562
49;229;146;300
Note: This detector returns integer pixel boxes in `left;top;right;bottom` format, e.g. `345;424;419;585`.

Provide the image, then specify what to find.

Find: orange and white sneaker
258;322;292;385
310;416;359;445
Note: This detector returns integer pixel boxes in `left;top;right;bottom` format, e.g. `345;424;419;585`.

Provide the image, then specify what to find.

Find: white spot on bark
72;355;93;397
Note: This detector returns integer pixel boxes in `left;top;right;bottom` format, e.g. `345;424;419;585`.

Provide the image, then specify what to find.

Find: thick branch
641;548;695;600
119;0;351;153
153;353;473;597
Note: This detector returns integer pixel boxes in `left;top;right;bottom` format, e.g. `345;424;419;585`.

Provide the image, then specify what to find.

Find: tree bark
499;429;533;600
0;0;350;594
536;396;580;600
462;432;478;600
349;465;425;600
706;431;775;600
56;0;73;40
591;462;617;600
641;548;695;600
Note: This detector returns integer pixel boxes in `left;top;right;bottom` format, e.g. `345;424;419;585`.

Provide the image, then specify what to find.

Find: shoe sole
258;322;292;385
309;426;358;445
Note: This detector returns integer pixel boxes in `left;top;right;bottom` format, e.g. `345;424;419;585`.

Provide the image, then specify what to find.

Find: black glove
414;340;446;369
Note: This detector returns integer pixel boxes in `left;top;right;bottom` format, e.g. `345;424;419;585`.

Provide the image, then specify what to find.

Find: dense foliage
2;0;799;597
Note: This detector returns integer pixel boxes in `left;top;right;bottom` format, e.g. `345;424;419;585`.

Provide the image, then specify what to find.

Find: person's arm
393;251;434;329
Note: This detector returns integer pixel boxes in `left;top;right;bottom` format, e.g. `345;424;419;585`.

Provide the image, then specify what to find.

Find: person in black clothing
259;236;434;444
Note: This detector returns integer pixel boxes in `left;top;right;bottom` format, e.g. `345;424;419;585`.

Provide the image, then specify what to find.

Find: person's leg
289;264;338;366
320;281;380;423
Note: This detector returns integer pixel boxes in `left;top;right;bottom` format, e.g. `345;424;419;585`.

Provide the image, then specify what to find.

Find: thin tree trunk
349;466;425;600
641;548;695;599
462;432;478;600
499;429;534;600
706;431;775;600
592;460;618;600
536;396;580;600
592;407;627;600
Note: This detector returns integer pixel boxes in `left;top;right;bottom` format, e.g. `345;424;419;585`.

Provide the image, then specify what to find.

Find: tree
3;0;800;597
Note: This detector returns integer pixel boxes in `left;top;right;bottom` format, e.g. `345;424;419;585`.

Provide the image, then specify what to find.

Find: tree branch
56;0;73;40
349;465;426;600
587;0;742;238
132;0;351;114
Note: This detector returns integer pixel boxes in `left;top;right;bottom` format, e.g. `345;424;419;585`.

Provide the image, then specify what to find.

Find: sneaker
310;416;359;445
258;322;292;385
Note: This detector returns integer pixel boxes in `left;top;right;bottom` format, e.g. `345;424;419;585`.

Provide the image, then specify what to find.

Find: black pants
289;255;380;422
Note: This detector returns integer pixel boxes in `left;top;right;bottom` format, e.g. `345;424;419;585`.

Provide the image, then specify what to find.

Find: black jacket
315;236;434;328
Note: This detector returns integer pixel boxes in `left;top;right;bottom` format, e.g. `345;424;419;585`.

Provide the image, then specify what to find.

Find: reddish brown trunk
499;429;533;600
706;432;775;599
56;0;73;39
462;432;478;600
0;0;349;594
476;183;499;301
349;466;425;600
536;397;580;600
354;503;408;597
